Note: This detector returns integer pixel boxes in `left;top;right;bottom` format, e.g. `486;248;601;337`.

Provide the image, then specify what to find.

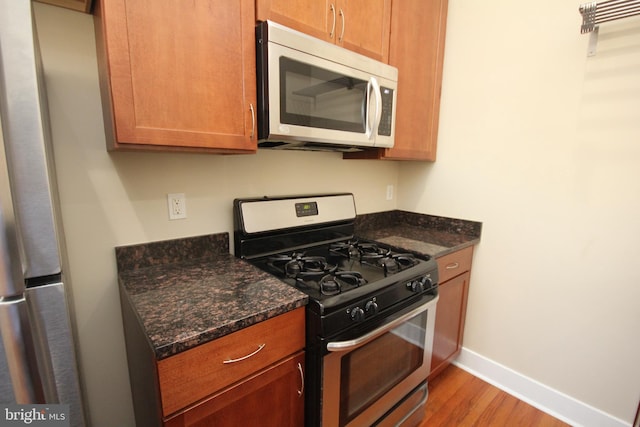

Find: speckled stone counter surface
355;211;482;258
116;233;308;360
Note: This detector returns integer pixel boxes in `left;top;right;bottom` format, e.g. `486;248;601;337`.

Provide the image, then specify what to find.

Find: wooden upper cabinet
93;0;257;153
256;0;391;62
256;0;333;42
35;0;93;13
335;0;391;63
344;0;449;161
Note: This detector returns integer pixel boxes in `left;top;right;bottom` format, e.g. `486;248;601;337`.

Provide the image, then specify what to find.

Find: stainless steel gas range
234;194;439;427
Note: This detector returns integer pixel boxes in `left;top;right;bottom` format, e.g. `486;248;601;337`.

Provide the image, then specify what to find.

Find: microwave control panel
378;87;394;136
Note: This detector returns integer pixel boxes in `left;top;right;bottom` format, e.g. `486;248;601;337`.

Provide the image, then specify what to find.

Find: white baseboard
452;347;630;427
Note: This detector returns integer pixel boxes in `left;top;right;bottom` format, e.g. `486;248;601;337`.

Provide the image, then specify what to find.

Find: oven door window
339;311;428;425
280;57;366;133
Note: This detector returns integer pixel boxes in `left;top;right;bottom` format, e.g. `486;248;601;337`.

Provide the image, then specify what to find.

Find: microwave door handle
365;79;373;139
368;77;382;141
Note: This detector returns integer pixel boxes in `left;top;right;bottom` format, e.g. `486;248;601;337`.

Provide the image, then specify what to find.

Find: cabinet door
429;272;470;380
344;0;448;160
256;0;333;42
157;308;305;417
336;0;391;63
94;0;257;153
256;0;390;62
165;352;305;427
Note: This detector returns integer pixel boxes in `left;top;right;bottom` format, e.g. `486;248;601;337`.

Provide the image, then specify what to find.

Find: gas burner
268;252;337;279
335;270;367;287
331;241;394;262
393;254;420;268
318;274;341;295
285;255;333;277
329;240;361;259
377;253;420;275
316;271;367;295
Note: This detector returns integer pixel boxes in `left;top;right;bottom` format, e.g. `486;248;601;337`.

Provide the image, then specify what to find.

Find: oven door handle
326;296;438;353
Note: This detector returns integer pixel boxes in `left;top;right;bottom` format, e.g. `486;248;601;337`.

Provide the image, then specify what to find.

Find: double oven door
322;297;438;427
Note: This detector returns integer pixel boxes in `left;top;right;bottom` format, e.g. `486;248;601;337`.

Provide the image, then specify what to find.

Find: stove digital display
295;201;318;217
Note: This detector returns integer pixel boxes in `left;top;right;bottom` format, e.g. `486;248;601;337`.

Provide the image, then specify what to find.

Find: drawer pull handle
297;362;304;397
249;103;255;139
338;8;345;42
329;4;336;39
445;262;460;270
223;344;265;364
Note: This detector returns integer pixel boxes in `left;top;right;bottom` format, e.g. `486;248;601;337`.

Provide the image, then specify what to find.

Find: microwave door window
280;57;366;133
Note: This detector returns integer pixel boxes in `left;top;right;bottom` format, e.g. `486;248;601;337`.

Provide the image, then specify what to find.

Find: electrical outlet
167;193;187;220
386;185;394;201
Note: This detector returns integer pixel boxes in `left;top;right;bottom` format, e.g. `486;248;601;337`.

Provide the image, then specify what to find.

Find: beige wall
399;0;640;424
33;0;640;426
33;4;399;426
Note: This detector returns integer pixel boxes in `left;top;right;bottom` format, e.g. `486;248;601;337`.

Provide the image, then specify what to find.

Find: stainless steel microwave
256;21;398;152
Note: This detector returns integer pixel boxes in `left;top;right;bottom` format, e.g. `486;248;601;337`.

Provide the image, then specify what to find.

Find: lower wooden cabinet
165;352;305;427
119;299;305;427
157;308;305;417
429;246;473;379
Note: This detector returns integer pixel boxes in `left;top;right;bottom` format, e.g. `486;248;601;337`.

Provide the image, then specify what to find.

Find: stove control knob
422;276;434;289
409;280;424;293
350;307;365;322
365;300;379;316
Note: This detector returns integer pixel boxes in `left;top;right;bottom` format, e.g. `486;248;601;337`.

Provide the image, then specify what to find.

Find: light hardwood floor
421;364;570;426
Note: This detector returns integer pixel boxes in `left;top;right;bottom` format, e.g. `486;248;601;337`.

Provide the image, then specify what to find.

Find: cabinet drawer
158;307;305;416
164;352;305;427
437;246;473;283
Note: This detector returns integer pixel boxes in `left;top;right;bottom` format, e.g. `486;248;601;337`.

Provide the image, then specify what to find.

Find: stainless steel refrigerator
0;0;86;425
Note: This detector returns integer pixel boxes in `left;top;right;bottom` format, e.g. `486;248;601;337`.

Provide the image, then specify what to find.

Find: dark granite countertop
116;212;480;360
355;210;482;258
116;234;308;360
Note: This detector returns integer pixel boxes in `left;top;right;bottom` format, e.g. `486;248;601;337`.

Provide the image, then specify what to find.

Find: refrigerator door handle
0;209;57;404
0;297;46;403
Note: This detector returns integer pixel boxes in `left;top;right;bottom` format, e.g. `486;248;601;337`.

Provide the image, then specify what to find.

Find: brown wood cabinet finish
429;246;473;379
256;0;333;42
93;0;257;153
165;352;305;427
256;0;391;62
437;245;474;284
35;0;92;13
344;0;448;161
334;0;391;63
158;307;305;417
